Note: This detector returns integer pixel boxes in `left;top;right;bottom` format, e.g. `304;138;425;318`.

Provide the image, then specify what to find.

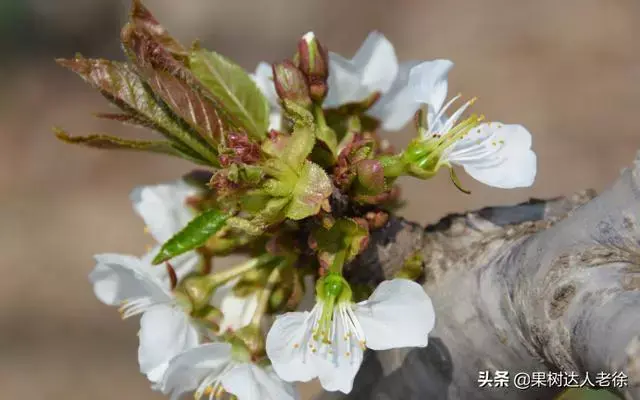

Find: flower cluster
57;1;537;399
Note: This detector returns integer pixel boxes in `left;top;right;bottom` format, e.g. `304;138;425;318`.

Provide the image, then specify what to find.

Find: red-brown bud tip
297;32;329;89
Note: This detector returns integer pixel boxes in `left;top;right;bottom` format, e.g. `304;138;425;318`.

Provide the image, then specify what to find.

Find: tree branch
318;153;640;400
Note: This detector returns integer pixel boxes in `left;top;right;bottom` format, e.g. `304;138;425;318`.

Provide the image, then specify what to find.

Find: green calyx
231;325;266;360
312;273;353;344
402;113;485;180
175;274;219;312
229;336;254;363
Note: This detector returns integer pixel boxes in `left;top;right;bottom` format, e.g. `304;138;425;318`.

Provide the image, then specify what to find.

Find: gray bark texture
318;152;640;400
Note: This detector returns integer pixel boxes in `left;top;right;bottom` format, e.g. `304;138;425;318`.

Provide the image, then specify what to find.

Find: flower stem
328;248;347;275
250;261;285;326
314;104;328;129
211;253;276;286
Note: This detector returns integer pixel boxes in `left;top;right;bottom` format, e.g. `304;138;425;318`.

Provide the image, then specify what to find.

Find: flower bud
297;32;329;102
272;60;312;109
356;159;385;194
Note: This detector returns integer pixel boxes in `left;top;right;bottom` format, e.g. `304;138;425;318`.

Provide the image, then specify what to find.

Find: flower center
312;274;349;344
290;273;368;363
415;96;485;171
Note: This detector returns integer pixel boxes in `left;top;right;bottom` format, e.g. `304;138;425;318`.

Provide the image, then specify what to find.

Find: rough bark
318;152;640;400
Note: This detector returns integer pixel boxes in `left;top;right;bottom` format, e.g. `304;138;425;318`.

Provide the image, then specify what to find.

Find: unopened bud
272;61;312;109
356;159;385;194
297;32;329;103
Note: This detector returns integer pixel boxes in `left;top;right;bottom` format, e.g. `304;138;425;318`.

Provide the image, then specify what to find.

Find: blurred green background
0;0;638;399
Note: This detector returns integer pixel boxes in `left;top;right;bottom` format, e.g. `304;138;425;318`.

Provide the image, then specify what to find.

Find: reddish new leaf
53;127;209;164
128;0;188;61
56;56;219;165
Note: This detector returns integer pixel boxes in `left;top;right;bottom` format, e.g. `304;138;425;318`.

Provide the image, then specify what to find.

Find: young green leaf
255;196;291;225
284;128;316;168
262;128;315;169
189;49;270;140
285;160;333;220
53;128;210;164
152;209;229;264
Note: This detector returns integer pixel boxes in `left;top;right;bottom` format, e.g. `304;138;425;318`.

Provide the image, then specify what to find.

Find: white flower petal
251;62;280;108
222;364;262;400
138;307;200;384
351;31;399;95
353;279;435;350
368;61;422;131
325;32;399;108
265;312;318;383
264;367;300;400
210;279;259;333
223;364;298;400
315;312;364;394
130;180;198;243
408;59;454;115
325;54;363;107
450;123;537;188
89;253;168;306
161;343;233;399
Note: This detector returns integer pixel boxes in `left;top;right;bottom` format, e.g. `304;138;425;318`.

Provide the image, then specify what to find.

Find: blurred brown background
1;0;639;399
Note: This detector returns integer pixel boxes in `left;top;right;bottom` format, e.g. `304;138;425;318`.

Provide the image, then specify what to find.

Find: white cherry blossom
266;278;435;394
161;343;298;400
89;253;199;386
409;63;537;188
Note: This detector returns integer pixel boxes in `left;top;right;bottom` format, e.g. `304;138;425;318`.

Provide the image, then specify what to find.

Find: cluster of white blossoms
90;31;536;400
